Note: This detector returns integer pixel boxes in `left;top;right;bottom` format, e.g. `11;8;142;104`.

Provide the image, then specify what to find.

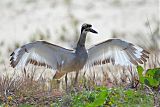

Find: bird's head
81;23;98;34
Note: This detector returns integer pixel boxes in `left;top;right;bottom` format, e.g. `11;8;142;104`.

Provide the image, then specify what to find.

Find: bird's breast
74;52;88;69
64;53;88;72
61;48;88;72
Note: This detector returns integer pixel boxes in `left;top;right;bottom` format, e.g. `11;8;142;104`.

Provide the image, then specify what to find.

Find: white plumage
86;39;149;67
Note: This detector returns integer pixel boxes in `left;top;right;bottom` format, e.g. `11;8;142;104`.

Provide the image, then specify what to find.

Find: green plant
61;87;153;107
137;66;160;89
137;66;160;106
85;87;108;107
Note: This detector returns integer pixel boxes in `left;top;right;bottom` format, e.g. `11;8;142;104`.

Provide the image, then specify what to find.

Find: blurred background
0;0;159;77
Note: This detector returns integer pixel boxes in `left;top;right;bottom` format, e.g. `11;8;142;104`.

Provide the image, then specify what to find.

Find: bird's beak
88;28;98;34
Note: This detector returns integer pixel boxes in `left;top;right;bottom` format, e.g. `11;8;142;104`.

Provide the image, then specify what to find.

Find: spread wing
86;39;149;67
10;41;75;72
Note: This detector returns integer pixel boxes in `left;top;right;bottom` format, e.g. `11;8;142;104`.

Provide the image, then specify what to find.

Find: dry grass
0;70;63;106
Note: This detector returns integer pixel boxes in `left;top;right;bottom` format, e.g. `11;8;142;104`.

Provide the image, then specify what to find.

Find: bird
10;23;149;86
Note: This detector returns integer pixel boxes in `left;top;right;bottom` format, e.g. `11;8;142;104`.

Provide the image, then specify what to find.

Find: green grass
52;87;153;107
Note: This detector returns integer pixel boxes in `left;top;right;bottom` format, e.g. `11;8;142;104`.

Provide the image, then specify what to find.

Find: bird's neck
77;32;87;48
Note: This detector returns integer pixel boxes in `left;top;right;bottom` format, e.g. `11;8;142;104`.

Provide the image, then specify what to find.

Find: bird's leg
23;68;27;78
56;79;61;89
74;71;79;88
65;73;68;93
